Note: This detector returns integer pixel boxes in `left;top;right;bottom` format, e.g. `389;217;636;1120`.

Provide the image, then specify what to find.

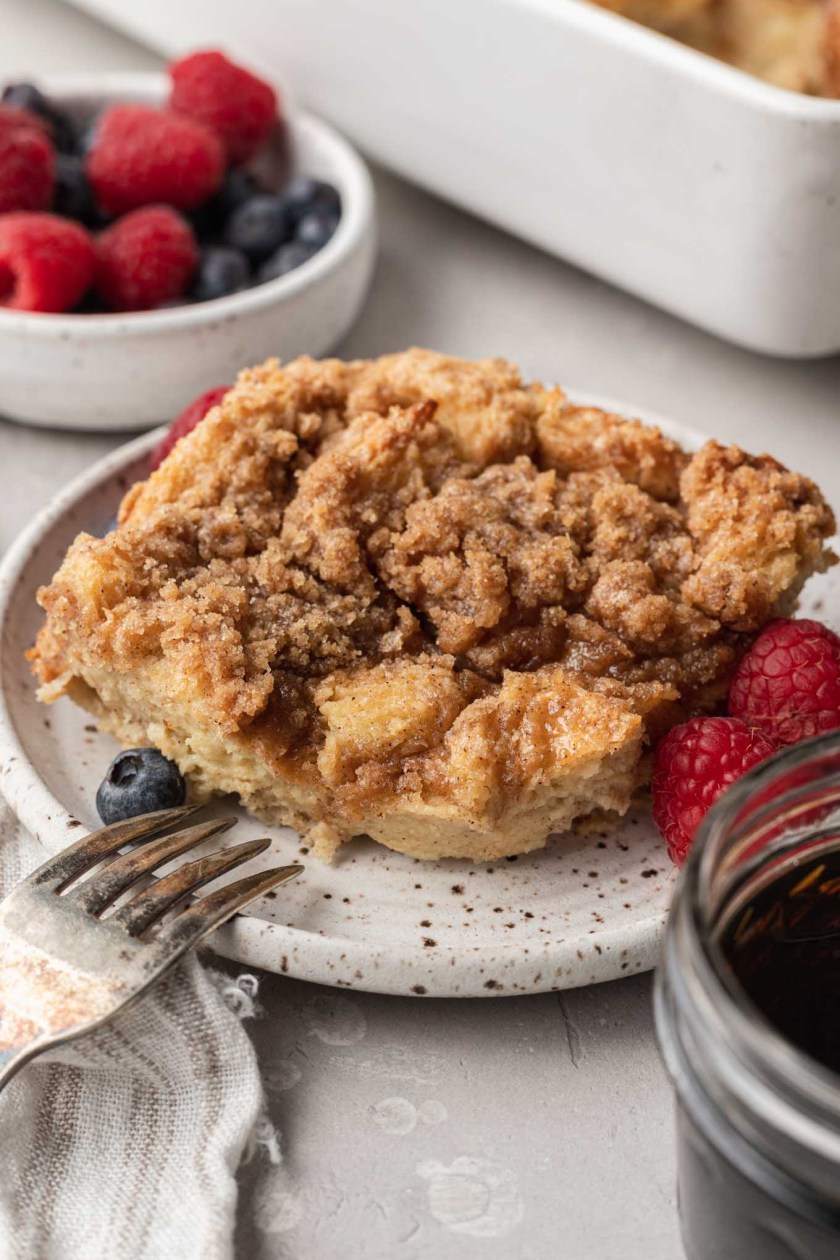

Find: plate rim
0;392;703;996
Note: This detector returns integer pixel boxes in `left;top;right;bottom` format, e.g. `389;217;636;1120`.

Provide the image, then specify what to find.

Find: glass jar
655;731;840;1260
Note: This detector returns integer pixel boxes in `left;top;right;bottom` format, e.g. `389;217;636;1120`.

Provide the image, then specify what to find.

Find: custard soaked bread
31;351;835;861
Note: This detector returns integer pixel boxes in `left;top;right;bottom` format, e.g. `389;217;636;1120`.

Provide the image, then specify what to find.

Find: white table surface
1;2;839;1257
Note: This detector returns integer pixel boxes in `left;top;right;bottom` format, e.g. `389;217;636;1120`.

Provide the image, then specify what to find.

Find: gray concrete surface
2;1;839;1255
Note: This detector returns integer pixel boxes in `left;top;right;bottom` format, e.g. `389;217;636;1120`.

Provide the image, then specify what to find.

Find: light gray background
1;2;838;1255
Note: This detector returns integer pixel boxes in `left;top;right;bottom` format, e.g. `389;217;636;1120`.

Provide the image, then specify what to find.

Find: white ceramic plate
0;402;836;996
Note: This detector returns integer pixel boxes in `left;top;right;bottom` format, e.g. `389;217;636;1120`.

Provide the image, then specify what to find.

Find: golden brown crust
591;0;711;30
823;0;840;93
590;0;840;97
30;350;835;861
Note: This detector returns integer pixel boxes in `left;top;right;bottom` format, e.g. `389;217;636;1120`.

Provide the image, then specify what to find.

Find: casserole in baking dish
593;0;840;97
69;0;840;356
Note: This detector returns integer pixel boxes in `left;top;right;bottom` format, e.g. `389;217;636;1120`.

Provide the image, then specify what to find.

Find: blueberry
77;112;102;157
224;194;292;262
217;169;261;217
53;154;97;222
2;81;50;117
42;104;79;156
192;246;250;302
3;84;79;154
295;209;338;250
96;748;186;825
73;291;108;314
190;170;261;237
186;203;217;240
257;240;318;283
280;176;341;225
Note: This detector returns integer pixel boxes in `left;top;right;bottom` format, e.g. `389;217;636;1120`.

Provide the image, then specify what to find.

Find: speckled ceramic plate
0;399;836;996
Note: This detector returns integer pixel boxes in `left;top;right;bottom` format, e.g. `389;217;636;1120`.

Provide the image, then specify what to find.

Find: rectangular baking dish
68;0;840;357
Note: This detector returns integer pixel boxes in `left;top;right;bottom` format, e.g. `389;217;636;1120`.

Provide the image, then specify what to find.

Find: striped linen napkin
0;801;266;1260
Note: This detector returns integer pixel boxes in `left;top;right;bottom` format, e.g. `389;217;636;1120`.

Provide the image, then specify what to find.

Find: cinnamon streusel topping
31;350;835;860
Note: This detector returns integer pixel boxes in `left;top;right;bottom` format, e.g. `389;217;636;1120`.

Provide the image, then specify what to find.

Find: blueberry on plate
295;209;339;250
257;239;317;283
224;194;292;262
192;246;250;302
53;154;97;223
280;176;341;225
96;748;186;825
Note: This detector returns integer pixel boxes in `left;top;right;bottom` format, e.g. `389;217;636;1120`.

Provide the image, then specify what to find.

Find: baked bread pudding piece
591;0;840;97
31;351;835;862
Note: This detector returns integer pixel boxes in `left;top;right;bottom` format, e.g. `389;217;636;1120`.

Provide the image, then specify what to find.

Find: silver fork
0;805;302;1091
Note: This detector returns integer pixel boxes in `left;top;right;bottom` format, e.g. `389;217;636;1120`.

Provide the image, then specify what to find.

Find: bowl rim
0;70;375;337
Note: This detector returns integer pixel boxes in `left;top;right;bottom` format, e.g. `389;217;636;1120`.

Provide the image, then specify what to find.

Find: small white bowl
0;72;377;431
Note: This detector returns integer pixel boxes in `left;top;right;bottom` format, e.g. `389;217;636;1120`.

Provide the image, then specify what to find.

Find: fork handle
0;1043;34;1094
0;988;51;1093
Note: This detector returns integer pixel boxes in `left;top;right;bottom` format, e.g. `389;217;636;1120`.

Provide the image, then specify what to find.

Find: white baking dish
67;0;840;357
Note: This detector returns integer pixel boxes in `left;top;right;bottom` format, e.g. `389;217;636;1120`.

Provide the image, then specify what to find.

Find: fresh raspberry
169;50;278;165
0;107;55;213
729;618;840;746
652;717;776;865
86;104;224;215
96;206;198;312
0;213;95;312
150;385;230;469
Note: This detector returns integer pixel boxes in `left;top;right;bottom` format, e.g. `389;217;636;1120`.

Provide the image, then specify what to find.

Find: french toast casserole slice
31;351;835;861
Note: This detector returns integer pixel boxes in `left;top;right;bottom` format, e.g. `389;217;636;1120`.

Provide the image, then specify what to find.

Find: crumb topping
31;350;835;851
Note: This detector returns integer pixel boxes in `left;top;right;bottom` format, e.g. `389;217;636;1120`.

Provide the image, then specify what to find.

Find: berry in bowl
0;54;376;430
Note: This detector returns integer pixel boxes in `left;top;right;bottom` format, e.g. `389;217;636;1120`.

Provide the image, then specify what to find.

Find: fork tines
29;806;302;939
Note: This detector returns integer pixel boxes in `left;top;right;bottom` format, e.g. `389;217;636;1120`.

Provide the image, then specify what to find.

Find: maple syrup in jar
656;733;840;1260
721;849;840;1074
